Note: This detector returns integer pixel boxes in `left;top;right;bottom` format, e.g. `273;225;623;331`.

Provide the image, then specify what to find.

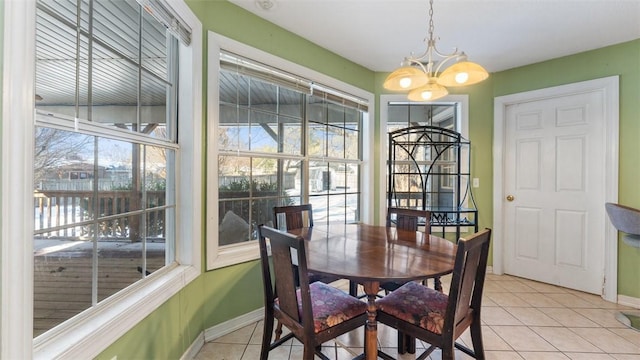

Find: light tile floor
194;274;640;359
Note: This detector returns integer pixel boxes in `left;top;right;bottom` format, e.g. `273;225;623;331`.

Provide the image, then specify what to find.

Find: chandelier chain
383;0;489;100
428;0;434;43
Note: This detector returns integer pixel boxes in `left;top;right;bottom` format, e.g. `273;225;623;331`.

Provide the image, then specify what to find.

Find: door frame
493;76;619;302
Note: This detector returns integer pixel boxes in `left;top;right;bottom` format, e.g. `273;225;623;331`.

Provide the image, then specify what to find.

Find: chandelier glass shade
438;59;489;87
407;79;448;101
382;65;429;90
383;0;489;101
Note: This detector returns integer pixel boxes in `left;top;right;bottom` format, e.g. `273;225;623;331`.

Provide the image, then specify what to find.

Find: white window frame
206;32;375;270
1;1;202;358
379;94;469;225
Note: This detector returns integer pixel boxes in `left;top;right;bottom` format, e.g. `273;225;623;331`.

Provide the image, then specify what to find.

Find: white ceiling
228;0;640;73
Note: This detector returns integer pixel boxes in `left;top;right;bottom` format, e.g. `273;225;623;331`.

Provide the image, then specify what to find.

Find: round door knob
506;195;515;202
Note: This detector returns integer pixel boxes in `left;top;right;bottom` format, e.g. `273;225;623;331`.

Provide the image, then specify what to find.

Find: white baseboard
618;294;640;309
204;308;265;342
180;332;205;360
182;308;264;359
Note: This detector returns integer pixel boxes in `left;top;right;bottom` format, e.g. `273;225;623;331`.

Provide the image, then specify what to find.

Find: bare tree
33;127;92;187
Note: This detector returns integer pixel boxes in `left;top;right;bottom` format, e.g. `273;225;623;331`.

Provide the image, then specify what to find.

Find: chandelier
383;0;489;101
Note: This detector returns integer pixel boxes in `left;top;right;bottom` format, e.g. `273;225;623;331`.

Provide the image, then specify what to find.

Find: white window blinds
220;51;369;112
138;0;192;45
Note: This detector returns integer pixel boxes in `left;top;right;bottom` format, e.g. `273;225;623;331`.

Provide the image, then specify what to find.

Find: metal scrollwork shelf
387;125;478;239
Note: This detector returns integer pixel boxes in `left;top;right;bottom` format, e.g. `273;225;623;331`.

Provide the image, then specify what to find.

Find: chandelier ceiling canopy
383;0;489;101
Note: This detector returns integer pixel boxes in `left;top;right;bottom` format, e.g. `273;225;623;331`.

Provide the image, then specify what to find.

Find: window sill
208;241;261;270
33;264;200;360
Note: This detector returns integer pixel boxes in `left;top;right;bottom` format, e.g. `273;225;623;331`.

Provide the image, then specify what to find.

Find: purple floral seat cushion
276;282;366;333
376;281;449;334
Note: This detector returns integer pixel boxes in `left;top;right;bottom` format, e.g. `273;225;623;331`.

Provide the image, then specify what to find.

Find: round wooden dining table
288;223;457;360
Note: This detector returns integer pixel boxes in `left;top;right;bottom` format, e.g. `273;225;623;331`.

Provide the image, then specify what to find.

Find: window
307;93;362;224
207;34;374;269
33;0;183;336
217;52;365;245
217;52;306;246
387;102;458;132
1;0;202;358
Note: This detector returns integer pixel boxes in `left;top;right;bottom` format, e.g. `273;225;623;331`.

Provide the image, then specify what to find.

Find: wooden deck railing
34;190;166;240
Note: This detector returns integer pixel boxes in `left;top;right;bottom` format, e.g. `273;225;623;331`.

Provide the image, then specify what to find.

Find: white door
503;90;607;294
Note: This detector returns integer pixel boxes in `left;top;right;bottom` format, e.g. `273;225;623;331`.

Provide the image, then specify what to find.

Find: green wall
94;2;639;358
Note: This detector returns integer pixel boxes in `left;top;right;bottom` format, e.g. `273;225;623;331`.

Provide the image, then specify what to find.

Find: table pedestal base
363;282;379;360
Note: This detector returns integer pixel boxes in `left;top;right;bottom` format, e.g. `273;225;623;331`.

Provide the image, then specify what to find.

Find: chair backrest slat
445;228;491;330
387;207;431;233
258;225;312;326
274;204;314;231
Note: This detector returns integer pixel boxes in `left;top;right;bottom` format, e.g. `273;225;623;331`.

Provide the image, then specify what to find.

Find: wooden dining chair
383;207;434;353
272;204;360;342
257;225;367;360
386;207;430;231
273;204;358;296
376;228;492;359
273;204;314;231
382;207;437;292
